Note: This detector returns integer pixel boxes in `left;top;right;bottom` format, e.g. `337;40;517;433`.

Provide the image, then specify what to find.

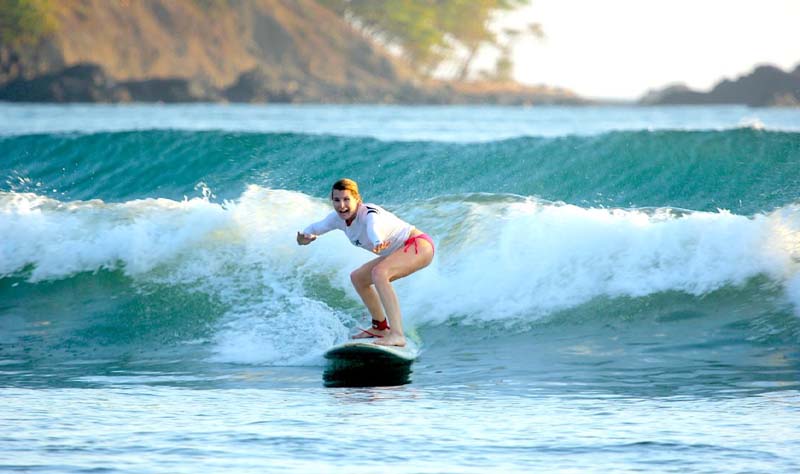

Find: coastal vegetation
1;0;536;81
0;0;57;46
0;0;576;103
317;0;540;80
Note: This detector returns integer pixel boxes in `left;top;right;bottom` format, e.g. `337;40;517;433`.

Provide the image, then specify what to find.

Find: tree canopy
317;0;537;79
0;0;56;46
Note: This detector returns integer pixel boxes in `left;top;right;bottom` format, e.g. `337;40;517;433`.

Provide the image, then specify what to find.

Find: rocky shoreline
3;59;798;107
0;61;585;105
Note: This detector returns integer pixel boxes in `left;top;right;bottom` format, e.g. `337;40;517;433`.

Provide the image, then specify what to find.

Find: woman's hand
372;241;390;254
297;232;316;245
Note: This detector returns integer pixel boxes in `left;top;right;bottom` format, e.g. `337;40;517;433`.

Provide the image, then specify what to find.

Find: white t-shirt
303;203;413;256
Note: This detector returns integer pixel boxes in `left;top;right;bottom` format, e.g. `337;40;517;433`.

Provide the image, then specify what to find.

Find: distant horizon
492;0;800;100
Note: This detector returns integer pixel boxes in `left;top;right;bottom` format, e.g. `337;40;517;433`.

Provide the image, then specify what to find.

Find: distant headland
0;0;582;105
640;64;800;107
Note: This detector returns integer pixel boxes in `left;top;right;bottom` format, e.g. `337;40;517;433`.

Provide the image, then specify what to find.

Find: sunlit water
2;103;799;473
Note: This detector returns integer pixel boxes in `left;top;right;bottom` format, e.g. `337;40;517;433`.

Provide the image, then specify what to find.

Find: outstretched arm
298;211;339;246
296;231;317;245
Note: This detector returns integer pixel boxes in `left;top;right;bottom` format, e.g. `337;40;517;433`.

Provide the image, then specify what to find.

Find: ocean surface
1;103;799;473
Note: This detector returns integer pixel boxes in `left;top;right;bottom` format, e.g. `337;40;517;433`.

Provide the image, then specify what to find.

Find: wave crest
2;187;798;364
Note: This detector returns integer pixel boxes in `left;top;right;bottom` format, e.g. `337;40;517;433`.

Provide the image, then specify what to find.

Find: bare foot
374;332;406;347
351;328;389;339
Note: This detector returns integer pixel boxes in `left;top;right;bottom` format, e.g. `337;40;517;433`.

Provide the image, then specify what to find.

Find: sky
496;0;800;100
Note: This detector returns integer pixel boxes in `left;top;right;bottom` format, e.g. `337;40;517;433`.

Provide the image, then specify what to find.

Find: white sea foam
2;187;798;363
402;198;800;325
0;191;230;281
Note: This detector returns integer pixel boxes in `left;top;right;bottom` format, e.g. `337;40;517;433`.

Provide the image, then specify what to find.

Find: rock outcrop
0;0;583;105
641;64;800;107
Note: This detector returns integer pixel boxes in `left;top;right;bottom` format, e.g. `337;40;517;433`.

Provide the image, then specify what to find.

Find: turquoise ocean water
1;103;800;473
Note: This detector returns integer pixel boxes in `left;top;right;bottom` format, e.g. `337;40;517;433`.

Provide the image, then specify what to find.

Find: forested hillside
0;0;581;103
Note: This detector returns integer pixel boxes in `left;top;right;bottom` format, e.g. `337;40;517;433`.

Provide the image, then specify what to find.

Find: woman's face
331;189;360;222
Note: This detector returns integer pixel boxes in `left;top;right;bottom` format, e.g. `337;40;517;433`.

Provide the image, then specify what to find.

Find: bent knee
370;264;390;282
350;267;371;288
349;269;362;286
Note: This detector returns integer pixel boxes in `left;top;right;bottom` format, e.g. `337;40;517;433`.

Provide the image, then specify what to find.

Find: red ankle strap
372;319;390;330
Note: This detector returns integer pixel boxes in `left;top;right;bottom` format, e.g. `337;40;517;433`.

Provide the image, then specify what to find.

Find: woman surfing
296;179;434;347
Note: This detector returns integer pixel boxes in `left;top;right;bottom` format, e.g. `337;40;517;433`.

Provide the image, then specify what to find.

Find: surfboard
323;340;419;387
324;340;419;363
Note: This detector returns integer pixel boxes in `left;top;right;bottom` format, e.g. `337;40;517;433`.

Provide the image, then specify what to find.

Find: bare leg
349;258;390;338
371;239;434;347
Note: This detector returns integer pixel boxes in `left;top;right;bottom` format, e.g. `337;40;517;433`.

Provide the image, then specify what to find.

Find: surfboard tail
323;341;418;387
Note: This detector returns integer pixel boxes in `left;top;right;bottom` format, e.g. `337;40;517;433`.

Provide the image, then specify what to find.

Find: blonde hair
331;178;361;200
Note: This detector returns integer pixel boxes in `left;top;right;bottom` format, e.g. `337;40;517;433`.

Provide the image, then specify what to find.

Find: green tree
318;0;534;79
0;0;56;46
318;0;446;73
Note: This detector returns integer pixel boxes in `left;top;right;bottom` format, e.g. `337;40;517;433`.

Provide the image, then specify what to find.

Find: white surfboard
324;340;419;363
